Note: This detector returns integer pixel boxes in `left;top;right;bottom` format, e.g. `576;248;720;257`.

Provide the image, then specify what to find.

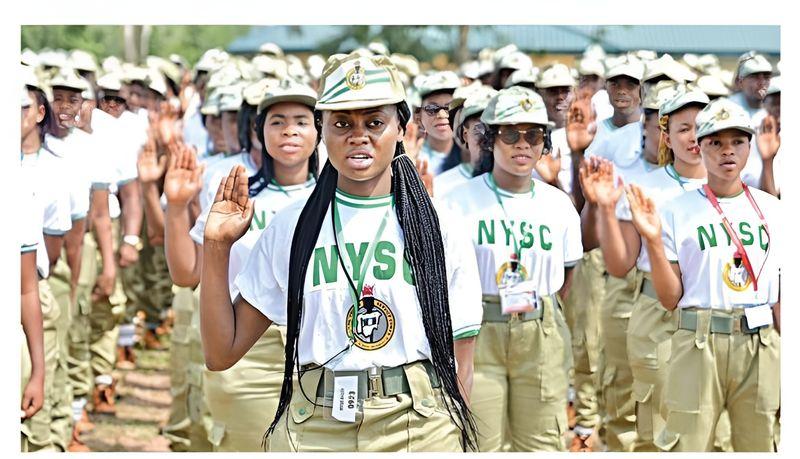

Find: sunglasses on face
102;95;126;105
496;127;546;146
421;103;450;116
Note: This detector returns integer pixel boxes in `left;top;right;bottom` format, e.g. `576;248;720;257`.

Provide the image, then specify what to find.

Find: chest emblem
345;285;395;350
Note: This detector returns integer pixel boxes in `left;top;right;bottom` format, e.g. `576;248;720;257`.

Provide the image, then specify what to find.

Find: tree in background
22;25;249;66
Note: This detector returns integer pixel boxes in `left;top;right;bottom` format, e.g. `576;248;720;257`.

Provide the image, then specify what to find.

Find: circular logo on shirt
496;254;528;287
723;256;752;292
345;288;395;350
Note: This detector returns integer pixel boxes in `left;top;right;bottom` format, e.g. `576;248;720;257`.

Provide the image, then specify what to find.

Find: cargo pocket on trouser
655;329;705;452
405;363;462;452
207;421;226;450
269;369;320;452
755;328;780;451
632;379;655;442
540;299;569;403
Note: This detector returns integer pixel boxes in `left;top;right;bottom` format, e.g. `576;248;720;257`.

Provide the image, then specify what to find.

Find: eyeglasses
496;127;545;145
102;95;126;105
421;103;450;116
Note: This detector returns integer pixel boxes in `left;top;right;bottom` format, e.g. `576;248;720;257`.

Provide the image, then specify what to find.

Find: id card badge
744;304;773;329
499;280;538;315
323;370;363;423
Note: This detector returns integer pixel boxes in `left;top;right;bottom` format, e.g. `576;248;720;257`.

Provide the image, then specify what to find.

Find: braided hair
248;105;320;197
265;101;478;451
473;123;553;177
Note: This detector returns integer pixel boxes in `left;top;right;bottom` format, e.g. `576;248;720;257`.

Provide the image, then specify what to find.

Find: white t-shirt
434;163;473;198
199;152;259;213
22;148;73;278
419;141;451;176
616;165;706;272
190;177;316;299
20;164;42;255
113;111;147;186
44;133;90;220
588;120;644;170
443;173;583;296
235;189;483;371
660;187;780;309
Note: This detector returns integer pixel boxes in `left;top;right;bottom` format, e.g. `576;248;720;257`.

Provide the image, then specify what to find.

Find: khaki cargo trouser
22;280;64;451
204;325;286;451
655;308;780;452
162;286;212;452
47;259;75;450
562;249;606;435
268;362;464;452
90;220;127;381
67;232;98;400
121;216;173;327
471;295;572;451
599;268;638;451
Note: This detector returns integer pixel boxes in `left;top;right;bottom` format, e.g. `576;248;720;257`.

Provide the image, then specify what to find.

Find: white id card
331;375;359;423
499;280;538;315
744;304;773;329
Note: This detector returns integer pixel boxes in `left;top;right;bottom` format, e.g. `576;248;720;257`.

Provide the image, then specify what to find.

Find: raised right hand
578;157;602;204
757;115;780;162
626;183;661;243
566;91;597;153
164;144;205;207
403;120;425;162
593;158;624;208
204;165;255;245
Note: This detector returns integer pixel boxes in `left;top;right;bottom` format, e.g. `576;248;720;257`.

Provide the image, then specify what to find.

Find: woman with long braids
200;53;481;451
444;86;581;451
164;79;319;451
581;84;709;450
627;97;780;452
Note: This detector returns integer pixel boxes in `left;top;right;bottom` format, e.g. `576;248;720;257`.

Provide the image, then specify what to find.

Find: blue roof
227;25;779;56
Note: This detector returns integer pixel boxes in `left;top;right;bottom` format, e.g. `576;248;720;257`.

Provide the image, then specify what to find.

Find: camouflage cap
766;75;781;96
658;84;710;117
497;51;533;72
315;52;406;111
258;42;284;58
257;78;317;115
606;58;645;82
97;73;125;95
242;78;279;106
735;51;773;80
457;86;498;128
450;80;484;110
696;74;731;98
537;63;576;89
577;58;605;78
218;83;245;112
481;86;553;127
417;71;462;99
643;80;678;110
504;67;539;88
200;87;222;116
695;97;755;139
49;67;89;92
69;49;98;73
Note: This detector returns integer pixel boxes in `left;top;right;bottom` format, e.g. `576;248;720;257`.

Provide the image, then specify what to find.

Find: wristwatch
123;234;144;251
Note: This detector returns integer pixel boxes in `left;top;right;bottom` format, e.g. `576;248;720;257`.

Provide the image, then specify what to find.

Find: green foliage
22;25;123;58
21;25;250;65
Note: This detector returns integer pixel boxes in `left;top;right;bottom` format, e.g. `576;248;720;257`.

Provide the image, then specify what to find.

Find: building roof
227;25;780;56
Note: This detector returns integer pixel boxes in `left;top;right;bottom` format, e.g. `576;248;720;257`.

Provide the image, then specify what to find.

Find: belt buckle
367;367;383;397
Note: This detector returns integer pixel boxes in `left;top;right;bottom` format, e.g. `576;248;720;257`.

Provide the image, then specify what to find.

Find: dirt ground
79;338;172;452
